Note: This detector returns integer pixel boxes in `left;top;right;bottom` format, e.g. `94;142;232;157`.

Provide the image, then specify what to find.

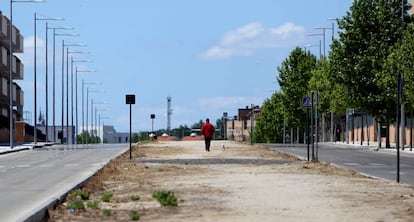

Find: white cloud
16;35;46;67
199;22;305;60
198;96;262;109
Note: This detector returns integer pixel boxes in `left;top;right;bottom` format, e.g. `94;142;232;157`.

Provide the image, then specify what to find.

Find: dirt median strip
47;141;414;222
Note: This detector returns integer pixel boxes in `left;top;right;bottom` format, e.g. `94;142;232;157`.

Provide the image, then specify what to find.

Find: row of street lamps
9;0;107;147
305;18;336;59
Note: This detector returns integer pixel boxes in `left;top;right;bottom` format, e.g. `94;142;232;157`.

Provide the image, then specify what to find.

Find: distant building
78;125;137;144
37;125;75;144
0;11;25;143
226;105;260;142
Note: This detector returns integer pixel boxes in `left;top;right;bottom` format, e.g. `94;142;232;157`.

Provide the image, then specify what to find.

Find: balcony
0;48;23;79
0;46;7;72
0;76;7;106
0;12;23;53
12;56;23;80
0;12;7;40
13;83;23;108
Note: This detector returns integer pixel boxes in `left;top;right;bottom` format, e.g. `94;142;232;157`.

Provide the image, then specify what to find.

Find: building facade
0;11;25;143
226;106;260;142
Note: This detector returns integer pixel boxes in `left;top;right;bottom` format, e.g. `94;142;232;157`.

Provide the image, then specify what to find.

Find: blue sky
4;0;352;132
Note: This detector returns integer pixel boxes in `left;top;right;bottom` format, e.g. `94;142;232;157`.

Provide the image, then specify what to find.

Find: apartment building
226;106;260;142
0;11;25;143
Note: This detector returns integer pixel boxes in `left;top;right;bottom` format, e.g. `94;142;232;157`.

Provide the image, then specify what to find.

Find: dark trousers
204;137;212;151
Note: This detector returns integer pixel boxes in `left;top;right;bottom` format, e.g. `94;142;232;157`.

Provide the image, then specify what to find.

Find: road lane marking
90;163;103;166
368;163;385;166
387;171;406;175
15;165;30;168
39;164;55;167
343;163;360;166
65;163;80;167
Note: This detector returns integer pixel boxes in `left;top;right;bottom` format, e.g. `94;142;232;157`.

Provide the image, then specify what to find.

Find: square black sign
126;94;135;104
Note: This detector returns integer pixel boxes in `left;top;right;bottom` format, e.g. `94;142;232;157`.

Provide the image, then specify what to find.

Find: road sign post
303;96;311;161
126;94;135;160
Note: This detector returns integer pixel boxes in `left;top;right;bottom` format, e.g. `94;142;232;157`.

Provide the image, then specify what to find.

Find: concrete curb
20;145;130;222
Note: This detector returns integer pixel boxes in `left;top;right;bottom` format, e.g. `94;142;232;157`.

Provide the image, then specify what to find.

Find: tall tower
167;96;173;133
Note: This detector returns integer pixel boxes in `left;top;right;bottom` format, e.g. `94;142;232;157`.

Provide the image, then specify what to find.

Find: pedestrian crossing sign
302;97;311;108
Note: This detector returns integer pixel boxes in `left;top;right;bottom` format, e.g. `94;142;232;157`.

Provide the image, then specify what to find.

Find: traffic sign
302;97;311;108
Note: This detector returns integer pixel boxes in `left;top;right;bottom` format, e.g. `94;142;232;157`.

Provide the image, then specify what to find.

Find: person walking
201;118;215;152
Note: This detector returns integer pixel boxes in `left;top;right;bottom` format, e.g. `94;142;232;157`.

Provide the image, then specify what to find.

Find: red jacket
201;122;215;138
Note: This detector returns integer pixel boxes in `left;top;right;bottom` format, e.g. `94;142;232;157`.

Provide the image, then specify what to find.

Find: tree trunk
386;124;391;148
360;114;364;146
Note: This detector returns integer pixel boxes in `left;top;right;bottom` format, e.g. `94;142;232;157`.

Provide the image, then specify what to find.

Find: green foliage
308;60;333;113
132;133;140;143
277;47;317;129
153;190;178;206
70;189;89;201
191;120;204;129
129;210;140;220
255;93;285;143
169;125;192;138
382;22;414;112
77;131;101;144
330;0;411;121
102;191;113;202
102;209;112;216
130;195;140;201
87;201;99;209
67;200;85;210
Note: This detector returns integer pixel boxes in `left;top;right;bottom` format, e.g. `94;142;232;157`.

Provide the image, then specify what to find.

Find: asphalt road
262;143;414;185
0;143;128;222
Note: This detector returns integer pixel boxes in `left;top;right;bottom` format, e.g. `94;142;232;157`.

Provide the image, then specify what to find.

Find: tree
330;0;411;123
255;92;285;143
170;125;191;138
191;120;204;130
132;133;139;143
277;47;317;133
308;59;332;113
382;22;414;113
215;118;225;138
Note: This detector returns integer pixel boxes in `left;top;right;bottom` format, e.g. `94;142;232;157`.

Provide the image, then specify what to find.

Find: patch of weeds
71;189;89;200
67;200;85;210
102;209;112;216
102;191;113;202
130;194;140;201
129;210;140;221
152;190;178;206
87;200;99;209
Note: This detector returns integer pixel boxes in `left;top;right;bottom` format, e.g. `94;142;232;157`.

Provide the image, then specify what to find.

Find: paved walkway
0;142;54;155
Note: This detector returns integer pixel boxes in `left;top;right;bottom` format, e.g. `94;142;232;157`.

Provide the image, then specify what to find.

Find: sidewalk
327;141;414;155
0;142;53;155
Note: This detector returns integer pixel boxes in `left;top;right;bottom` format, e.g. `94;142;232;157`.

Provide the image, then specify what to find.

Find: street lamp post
69;60;91;144
91;100;106;143
85;87;103;144
48;26;73;142
75;69;95;143
34;14;63;144
314;27;333;58
9;0;44;148
60;39;81;144
99;115;110;144
81;81;100;144
305;41;322;59
327;18;336;41
95;107;108;143
306;33;324;58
